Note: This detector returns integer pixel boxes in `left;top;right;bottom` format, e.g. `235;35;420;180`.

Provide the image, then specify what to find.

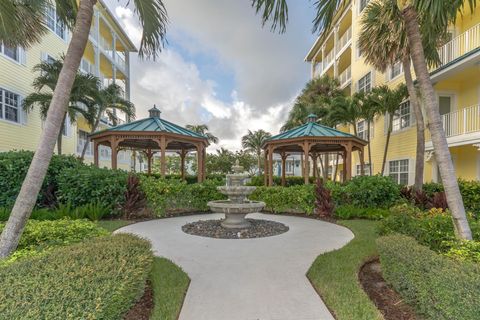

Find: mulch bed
359;259;419;320
182;218;289;239
124;281;154;320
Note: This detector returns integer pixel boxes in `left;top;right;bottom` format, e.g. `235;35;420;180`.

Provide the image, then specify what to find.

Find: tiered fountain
207;160;265;228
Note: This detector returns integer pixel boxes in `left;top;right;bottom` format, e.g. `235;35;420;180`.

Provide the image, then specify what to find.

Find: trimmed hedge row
377;235;480;320
250;185;316;214
0;234;153;320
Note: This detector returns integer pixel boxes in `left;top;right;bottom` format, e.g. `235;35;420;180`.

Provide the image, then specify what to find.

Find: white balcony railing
336;27;352;55
324;49;335;68
339;66;352;87
99;35;112;52
438;23;480;66
430;105;480;139
115;52;126;71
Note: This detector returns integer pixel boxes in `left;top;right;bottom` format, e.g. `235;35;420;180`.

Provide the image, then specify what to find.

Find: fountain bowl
207;200;265;228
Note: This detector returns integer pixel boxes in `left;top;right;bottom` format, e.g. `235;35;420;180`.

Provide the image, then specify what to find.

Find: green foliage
444;240;480;263
250;185;315;214
378;204;480;252
0;150;82;208
377;235;480;320
75;202;110;221
334;205;390;220
57;166;128;211
247;175;314;186
337;175;401;208
0;234;152;320
140;177;225;217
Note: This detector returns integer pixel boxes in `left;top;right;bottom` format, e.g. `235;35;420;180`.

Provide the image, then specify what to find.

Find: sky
104;0;317;151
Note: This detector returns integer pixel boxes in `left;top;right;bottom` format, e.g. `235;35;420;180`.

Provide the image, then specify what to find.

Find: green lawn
307;220;382;320
150;257;190;320
96;220;131;233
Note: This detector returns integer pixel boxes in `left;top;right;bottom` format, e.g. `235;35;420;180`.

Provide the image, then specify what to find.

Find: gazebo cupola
89;106;209;182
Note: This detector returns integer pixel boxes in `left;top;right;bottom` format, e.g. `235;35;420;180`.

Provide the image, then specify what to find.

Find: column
146;149;153;175
160;136;166;178
281;152;287;187
312;153;317;179
321;46;325;72
94;11;101;77
323;153;329;180
303;142;310;184
264;150;268;186
179;149;187;181
110;137;118;170
334;26;339;78
202;147;206;182
359;147;365;176
93;141;99;167
268;146;274;187
344;143;352;181
196;144;203;183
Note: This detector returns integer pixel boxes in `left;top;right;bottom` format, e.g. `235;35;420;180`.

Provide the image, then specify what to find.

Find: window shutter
384;160;390;177
408;158;415;186
64;30;70;42
40;52;48;62
370;121;374;139
410;101;416;126
19;96;27;125
65;117;72;137
18;47;27;65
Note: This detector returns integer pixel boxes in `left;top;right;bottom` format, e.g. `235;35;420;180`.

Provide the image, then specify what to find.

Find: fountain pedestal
207;161;265;229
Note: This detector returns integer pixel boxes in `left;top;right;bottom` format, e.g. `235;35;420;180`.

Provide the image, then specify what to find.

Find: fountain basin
217;186;257;203
207;200;265;228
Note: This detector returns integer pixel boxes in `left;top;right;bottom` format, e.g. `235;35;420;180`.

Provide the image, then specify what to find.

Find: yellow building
0;1;136;169
305;0;480;183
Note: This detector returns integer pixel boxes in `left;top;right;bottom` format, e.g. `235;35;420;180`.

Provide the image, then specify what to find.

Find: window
357;120;368;140
100;145;111;160
392;101;411;131
389;159;409;184
286;161;294;174
357;72;371;93
359;0;370;13
0;43;20;62
390;62;402;80
356;41;363;59
45;6;67;40
356;164;371;176
77;130;92;155
0;88;20;123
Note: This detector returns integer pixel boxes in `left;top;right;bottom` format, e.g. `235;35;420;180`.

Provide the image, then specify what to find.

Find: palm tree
359;0;441;190
370;85;408;175
251;0;474;240
241;129;272;175
79;84;135;161
23;58;98;155
0;0;168;258
357;91;381;175
328;94;363;136
186;124;219;144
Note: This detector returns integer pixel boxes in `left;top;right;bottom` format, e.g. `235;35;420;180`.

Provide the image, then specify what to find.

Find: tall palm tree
241;129;272;175
186;124;219;144
79;84;135;161
0;0;168;258
23;58;98;155
359;0;441;190
370;84;408;175
357;91;381;175
251;0;474;240
328;94;363;136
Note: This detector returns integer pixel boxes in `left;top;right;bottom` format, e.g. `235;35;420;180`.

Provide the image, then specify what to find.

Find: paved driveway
118;213;353;320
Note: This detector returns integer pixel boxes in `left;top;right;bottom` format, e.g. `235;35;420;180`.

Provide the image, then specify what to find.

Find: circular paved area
118;213;354;320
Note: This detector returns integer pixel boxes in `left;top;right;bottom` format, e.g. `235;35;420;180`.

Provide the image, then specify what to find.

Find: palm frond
312;0;344;34
251;0;289;33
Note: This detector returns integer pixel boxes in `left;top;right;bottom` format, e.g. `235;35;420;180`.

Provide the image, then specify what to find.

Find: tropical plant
356;91;381;175
250;0;474;240
0;0;167;258
23;58;98;154
185;124;219;144
370;84;408;175
328;93;363;135
241;129;272;175
79;84;135;161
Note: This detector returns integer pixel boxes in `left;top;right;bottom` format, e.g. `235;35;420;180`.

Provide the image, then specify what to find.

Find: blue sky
106;0;317;150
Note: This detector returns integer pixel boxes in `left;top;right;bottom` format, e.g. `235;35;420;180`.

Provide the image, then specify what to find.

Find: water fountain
207;160;265;228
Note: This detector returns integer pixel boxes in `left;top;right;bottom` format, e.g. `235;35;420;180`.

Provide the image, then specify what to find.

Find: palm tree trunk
402;6;472;240
257;150;261;176
0;0;98;258
57;113;67;155
402;57;425;191
80;109;102;161
381;114;393;175
333;153;339;182
367;121;372;175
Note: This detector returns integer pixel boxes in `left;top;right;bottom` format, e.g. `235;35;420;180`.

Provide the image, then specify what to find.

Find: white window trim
0;44;25;65
0;87;25;125
355;163;372;176
387;62;403;82
391;100;413;134
436;91;457;113
45;5;68;42
357;0;371;15
386;158;414;185
357;71;372;93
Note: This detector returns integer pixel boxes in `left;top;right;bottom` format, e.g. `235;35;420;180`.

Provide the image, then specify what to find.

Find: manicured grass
150;257;190;320
307;220;382;320
97;220;131;233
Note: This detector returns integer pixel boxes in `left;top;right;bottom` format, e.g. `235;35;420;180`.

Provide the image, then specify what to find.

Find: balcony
426;105;480;148
336;27;352;55
339;66;351;88
324;49;335;70
437;23;480;67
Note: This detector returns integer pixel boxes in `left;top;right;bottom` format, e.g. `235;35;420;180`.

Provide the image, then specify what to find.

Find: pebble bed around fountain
182;218;289;239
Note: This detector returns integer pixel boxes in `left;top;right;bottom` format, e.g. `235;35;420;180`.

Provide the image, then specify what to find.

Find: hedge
140;177;225;216
377;235;480;320
0;150;82;208
0;234;152;320
247;175;315;186
423;180;480;217
250;185;315;214
57;166;128;211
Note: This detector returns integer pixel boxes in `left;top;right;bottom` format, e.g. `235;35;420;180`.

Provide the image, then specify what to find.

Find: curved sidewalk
118;213;353;320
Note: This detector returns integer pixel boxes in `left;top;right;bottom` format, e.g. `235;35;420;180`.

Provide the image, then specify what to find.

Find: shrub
247;175;315;186
334;205;390;220
339;175;401;208
140;177;225;217
0;234;152;320
377;235;480;320
57;166;128;211
0;150;82;208
423;180;480;217
250;185;315;214
314;178;334;218
443;240;480;263
122;173;148;219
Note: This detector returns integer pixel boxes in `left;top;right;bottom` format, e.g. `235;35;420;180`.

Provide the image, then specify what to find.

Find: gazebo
89;106;209;182
262;114;367;186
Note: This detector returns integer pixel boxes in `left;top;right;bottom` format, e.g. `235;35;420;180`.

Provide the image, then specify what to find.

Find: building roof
268;122;358;141
90;106;207;140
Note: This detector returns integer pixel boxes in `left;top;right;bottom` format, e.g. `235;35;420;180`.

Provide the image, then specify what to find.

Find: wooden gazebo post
263;150;268;186
146;148;153;175
280;151;288;186
268;145;274;186
303;141;310;184
110;136;118;170
179;149;188;181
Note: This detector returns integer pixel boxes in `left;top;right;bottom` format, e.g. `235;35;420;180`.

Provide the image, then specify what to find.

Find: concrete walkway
118;213;354;320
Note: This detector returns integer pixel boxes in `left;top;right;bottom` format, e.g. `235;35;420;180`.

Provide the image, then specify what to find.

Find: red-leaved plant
314;178;334;219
